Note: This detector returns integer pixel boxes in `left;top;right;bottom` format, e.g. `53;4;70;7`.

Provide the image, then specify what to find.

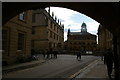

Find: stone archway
2;2;120;41
2;2;120;79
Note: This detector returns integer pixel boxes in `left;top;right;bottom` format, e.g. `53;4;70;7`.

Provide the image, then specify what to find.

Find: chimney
48;6;50;13
67;28;70;37
52;12;54;18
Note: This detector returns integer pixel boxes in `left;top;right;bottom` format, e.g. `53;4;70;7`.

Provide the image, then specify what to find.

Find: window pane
2;30;8;51
31;40;34;49
19;12;25;20
50;31;52;38
32;26;35;34
32;14;35;23
18;33;24;50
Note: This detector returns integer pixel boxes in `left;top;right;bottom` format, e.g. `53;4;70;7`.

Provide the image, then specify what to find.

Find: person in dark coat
46;49;50;59
76;51;81;61
53;49;58;59
104;48;114;79
49;48;53;59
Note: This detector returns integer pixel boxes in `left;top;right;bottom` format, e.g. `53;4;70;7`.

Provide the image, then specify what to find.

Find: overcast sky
45;7;100;41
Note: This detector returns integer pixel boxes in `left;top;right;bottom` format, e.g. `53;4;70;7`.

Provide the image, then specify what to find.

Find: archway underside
2;2;119;40
2;2;120;79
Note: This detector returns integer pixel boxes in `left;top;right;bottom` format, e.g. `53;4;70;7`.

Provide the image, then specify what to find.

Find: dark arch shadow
2;2;120;79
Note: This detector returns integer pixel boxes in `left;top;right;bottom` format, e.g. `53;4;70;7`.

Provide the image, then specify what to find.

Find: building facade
2;10;32;65
67;22;97;54
32;9;64;52
97;24;113;53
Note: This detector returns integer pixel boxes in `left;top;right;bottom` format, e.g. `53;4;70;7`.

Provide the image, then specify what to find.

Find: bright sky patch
45;7;100;41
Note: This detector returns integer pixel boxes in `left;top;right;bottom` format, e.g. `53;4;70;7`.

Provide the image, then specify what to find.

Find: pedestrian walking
104;48;114;79
76;51;81;61
50;48;53;59
53;49;58;59
46;49;50;59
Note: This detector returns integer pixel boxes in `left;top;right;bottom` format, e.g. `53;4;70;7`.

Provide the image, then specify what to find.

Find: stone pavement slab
74;59;113;79
79;59;108;78
2;59;46;74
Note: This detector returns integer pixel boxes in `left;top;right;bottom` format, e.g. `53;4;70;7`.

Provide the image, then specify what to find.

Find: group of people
31;48;58;59
41;48;58;59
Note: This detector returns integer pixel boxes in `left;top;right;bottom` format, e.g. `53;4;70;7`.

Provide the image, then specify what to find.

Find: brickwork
66;23;97;54
98;25;113;52
32;9;64;51
2;10;32;65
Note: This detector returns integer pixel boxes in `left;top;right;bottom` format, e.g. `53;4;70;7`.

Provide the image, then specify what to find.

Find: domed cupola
81;22;87;33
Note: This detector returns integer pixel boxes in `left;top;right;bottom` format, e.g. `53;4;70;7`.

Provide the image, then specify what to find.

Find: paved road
75;59;108;78
3;55;99;78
